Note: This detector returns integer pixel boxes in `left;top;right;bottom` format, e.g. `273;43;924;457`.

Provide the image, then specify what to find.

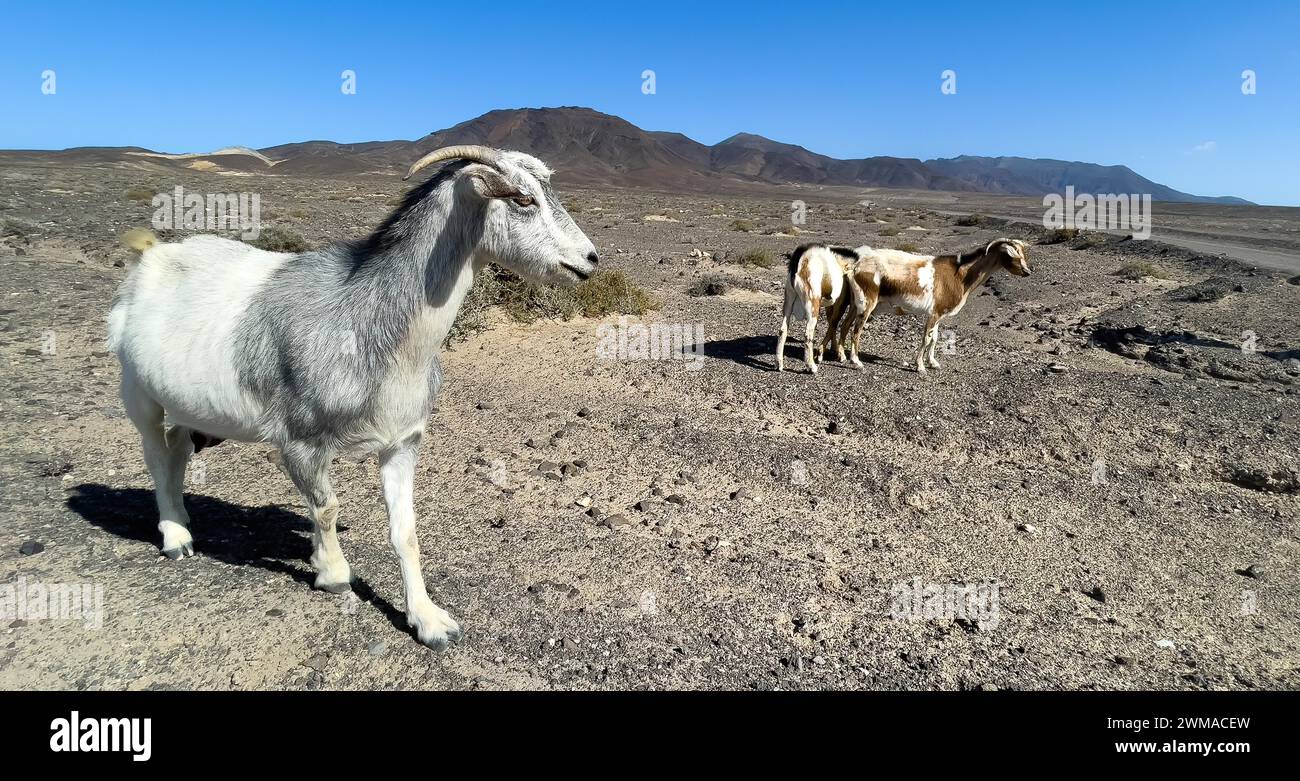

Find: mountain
0;107;1252;204
922;156;1251;206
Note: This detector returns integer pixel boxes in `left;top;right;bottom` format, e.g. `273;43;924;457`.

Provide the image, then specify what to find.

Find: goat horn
403;145;502;180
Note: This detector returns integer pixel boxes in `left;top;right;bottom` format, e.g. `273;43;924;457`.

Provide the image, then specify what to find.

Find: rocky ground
1;160;1298;690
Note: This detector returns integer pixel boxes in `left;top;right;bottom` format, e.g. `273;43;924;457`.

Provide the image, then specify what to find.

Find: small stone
1155;639;1176;650
575;495;593;508
302;653;329;672
602;514;632;530
367;640;387;657
577;407;592;418
1017;523;1037;533
665;494;687;506
476;401;496;410
266;608;284;617
18;541;44;556
730;487;749;501
1236;564;1263;580
1084;585;1106;603
1048;363;1068;373
633;498;656;513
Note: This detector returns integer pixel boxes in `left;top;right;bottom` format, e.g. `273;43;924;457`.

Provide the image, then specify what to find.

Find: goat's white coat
111;237;285;441
776;245;854;374
108;150;597;649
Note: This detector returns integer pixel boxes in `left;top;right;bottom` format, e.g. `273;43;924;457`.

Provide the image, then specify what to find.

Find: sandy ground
1;162;1298;690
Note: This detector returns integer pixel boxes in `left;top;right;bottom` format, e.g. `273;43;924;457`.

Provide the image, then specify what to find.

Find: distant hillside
0;107;1254;204
922;155;1251;206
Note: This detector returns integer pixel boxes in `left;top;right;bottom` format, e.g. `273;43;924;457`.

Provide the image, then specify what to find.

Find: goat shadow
703;334;892;372
65;484;407;633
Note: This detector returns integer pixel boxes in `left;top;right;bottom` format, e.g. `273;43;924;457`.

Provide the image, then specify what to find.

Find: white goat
108;146;599;649
775;244;861;374
823;238;1031;374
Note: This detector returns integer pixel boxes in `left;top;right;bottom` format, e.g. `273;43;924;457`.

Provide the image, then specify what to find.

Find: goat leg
380;432;462;650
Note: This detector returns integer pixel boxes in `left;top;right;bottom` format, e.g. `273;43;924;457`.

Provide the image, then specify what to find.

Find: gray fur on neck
234;163;481;448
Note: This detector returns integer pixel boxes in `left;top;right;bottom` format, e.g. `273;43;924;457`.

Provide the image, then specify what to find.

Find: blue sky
2;0;1297;205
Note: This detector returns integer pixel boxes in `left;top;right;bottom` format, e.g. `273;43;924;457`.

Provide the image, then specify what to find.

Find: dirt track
2;163;1298;690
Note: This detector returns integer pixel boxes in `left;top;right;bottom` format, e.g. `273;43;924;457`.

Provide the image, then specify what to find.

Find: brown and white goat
824;238;1031;374
776;244;862;374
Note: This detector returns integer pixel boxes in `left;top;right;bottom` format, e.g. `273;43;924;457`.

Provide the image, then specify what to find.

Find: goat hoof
409;606;462;651
415;625;461;651
316;580;352;595
161;542;193;560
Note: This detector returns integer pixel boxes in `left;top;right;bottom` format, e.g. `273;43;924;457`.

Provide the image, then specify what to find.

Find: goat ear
463;164;522;200
988;239;1022;260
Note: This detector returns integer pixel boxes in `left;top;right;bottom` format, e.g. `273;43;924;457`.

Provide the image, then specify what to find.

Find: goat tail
121;228;158;254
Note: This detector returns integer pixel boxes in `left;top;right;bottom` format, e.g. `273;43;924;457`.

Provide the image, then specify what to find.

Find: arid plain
1;156;1298;690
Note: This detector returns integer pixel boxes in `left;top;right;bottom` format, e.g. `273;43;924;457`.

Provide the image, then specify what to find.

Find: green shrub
878;226;900;237
1041;228;1079;244
249;227;311;253
448;267;660;341
895;241;922;253
955;213;985;227
725;248;777;268
729;219;756;232
574;270;661;318
688;274;762;297
125;185;158;203
1075;232;1106;249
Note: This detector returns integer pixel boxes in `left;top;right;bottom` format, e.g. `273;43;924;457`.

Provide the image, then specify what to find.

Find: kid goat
823;238;1031;374
108;146;599;649
776;244;862;374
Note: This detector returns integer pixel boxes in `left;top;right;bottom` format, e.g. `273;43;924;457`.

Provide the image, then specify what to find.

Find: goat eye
512;195;535;207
